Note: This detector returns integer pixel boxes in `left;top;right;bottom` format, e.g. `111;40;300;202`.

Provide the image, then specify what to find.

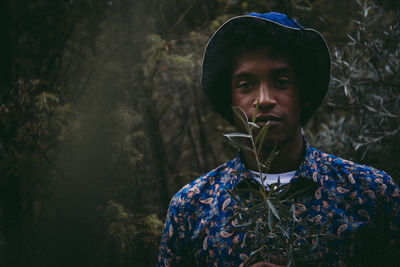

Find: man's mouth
255;115;282;126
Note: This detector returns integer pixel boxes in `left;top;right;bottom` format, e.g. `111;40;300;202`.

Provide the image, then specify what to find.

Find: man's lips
254;115;282;126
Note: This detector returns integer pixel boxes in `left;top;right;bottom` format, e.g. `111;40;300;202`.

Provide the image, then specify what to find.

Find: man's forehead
234;45;293;60
232;45;295;73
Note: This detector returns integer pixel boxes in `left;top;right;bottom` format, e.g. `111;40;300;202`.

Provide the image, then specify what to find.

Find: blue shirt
157;143;400;266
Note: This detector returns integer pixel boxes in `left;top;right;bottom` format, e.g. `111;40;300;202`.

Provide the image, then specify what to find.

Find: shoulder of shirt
308;145;396;188
168;157;237;209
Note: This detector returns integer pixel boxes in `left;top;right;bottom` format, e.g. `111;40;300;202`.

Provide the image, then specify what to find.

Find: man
157;12;400;266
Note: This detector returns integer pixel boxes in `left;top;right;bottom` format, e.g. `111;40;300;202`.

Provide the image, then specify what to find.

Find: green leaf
232;106;250;133
255;221;260;240
235;220;255;228
255;123;269;146
267;199;280;220
276;224;289;239
311;235;319;251
223;133;252;139
268;208;272;232
224;212;240;226
263;145;279;169
226;189;240;204
286;255;293;267
224;136;253;152
248;122;259;128
256;124;270;155
291;203;296;218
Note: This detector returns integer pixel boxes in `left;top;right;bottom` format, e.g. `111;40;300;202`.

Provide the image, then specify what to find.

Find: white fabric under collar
249;169;296;186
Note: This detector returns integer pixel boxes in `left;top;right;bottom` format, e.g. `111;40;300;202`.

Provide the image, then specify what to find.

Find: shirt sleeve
348;172;400;265
381;174;400;253
156;194;194;266
371;173;400;263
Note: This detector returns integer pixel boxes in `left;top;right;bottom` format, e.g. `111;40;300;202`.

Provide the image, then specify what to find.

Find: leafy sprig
224;105;334;267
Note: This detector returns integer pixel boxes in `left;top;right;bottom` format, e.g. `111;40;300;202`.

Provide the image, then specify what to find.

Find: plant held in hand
224;105;334;267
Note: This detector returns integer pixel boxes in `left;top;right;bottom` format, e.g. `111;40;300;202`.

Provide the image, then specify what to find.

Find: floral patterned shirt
157;143;400;266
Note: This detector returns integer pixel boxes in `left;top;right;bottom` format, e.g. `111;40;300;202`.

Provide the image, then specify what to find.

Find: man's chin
251;128;282;145
257;135;281;149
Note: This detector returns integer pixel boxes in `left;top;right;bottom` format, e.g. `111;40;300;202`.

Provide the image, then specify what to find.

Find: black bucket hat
201;12;331;125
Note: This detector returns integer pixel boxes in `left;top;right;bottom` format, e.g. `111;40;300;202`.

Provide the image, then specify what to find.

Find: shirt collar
227;140;327;189
294;141;328;185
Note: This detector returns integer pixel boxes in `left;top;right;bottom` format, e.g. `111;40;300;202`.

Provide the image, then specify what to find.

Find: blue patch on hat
247;12;303;29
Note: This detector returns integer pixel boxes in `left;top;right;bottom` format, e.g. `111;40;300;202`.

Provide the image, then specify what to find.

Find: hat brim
201;15;331;125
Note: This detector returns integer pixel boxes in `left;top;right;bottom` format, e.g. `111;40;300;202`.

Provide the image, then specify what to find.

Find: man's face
231;46;304;148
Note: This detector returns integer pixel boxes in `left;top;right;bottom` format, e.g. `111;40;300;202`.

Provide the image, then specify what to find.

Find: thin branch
361;127;400;145
169;2;195;33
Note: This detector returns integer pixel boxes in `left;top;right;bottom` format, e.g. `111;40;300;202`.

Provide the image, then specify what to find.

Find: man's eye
237;82;252;89
275;79;291;88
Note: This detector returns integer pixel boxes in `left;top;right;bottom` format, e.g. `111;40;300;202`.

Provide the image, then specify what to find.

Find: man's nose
255;84;276;108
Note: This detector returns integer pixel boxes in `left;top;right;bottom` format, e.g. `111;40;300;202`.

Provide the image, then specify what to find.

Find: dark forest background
0;0;399;266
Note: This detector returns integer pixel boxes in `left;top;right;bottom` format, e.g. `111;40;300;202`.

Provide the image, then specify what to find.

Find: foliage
96;201;163;266
224;106;333;266
1;0;399;266
305;0;400;179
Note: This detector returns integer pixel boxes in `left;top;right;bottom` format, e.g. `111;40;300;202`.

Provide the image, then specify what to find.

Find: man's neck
243;132;305;174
